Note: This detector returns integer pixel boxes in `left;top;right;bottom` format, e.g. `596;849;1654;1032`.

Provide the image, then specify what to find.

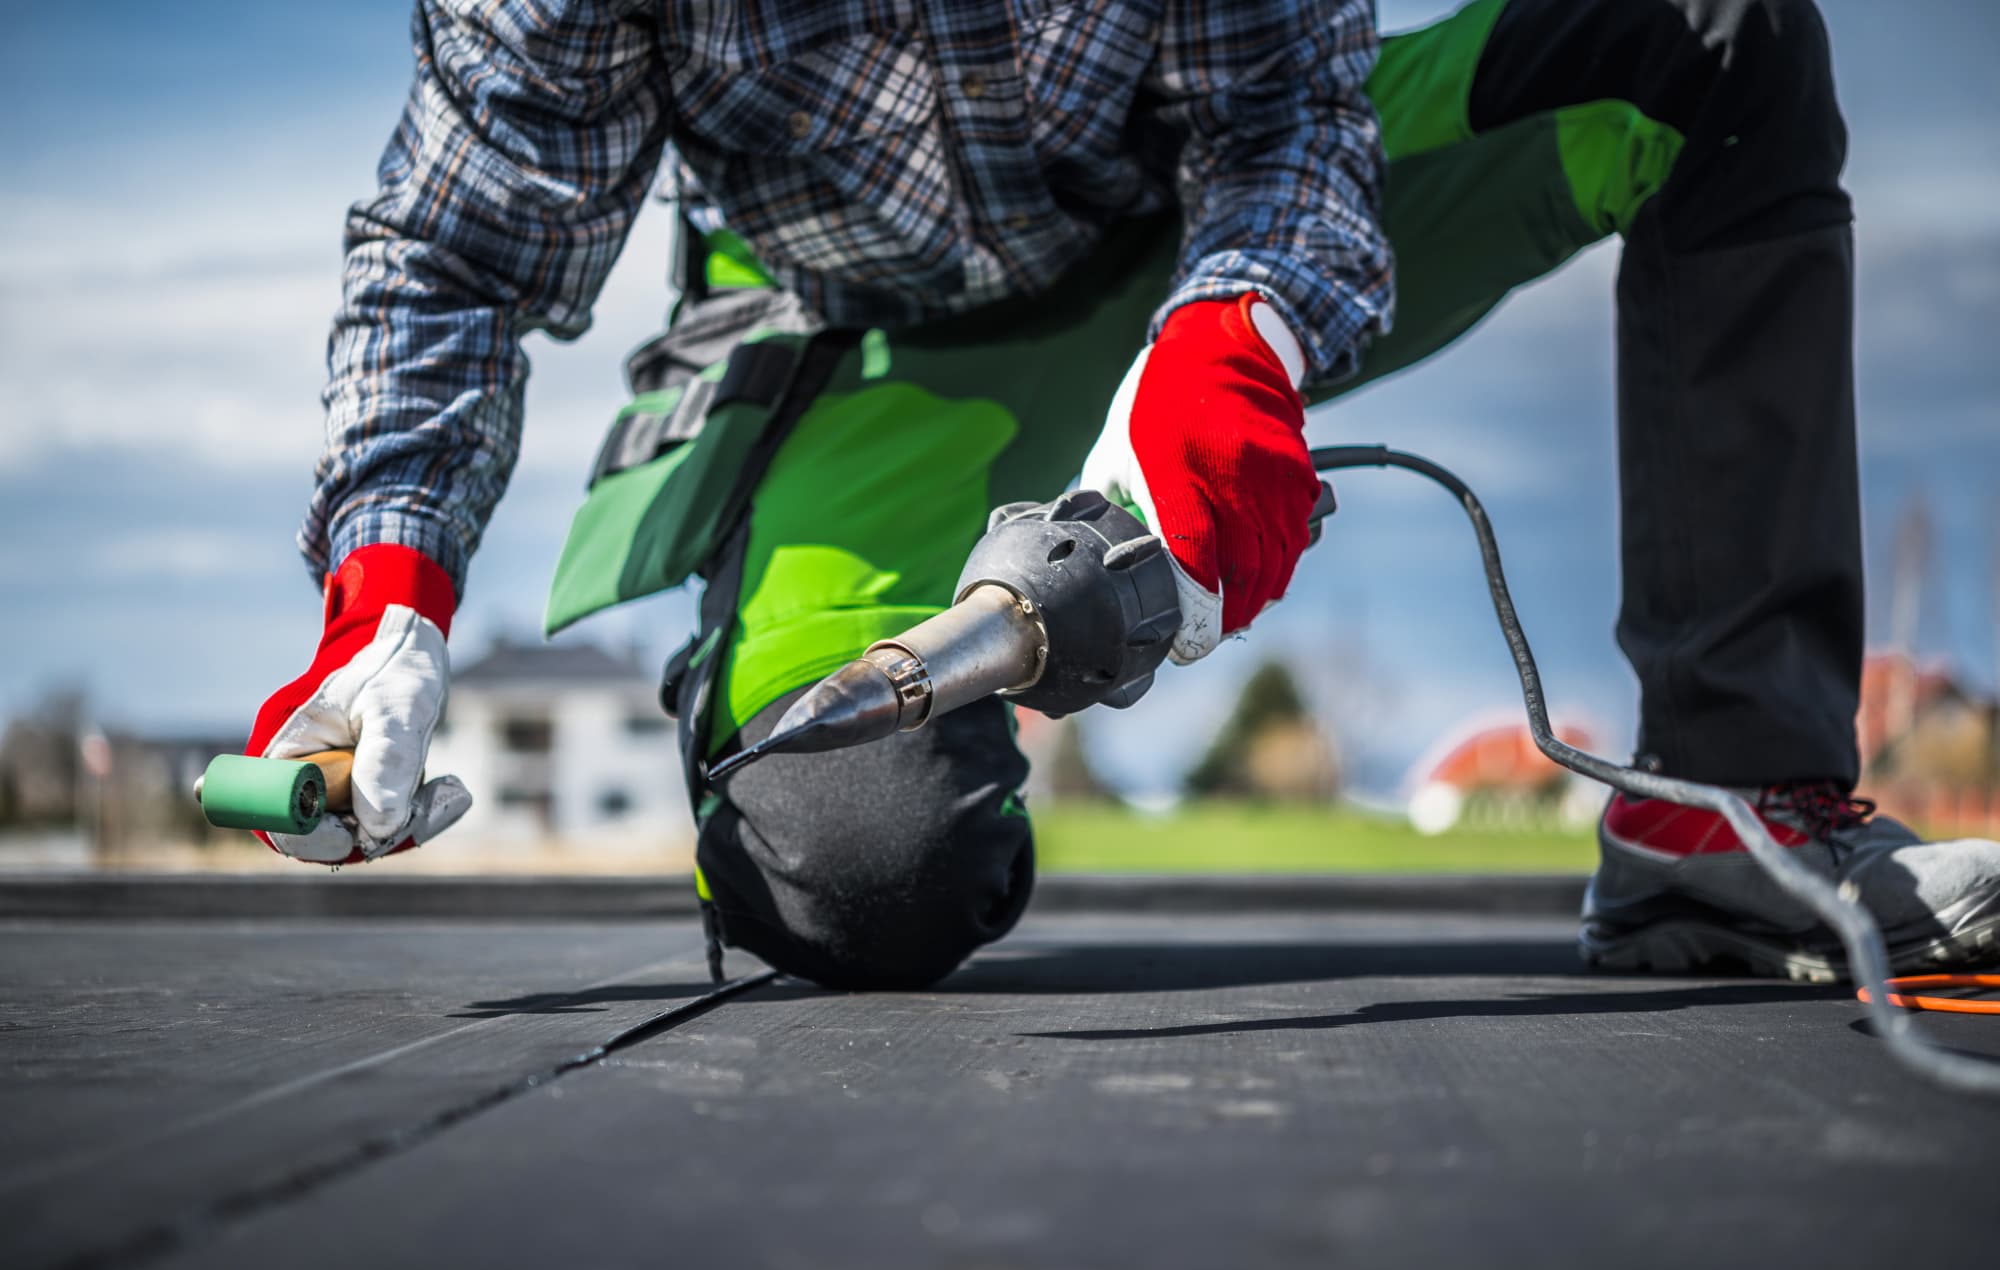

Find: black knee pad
695;691;1034;990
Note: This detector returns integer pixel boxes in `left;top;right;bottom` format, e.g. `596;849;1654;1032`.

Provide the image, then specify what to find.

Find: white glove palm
262;608;468;862
246;545;470;865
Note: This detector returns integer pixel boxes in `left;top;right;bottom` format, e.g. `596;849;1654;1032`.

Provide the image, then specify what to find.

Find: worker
246;0;2000;988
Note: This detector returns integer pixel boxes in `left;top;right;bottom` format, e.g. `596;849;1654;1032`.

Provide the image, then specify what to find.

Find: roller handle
295;750;354;813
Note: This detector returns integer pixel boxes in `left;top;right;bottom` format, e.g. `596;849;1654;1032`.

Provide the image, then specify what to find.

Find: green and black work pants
664;0;1862;988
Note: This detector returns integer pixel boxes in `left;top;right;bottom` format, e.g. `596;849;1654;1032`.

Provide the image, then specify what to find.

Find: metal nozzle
707;584;1044;780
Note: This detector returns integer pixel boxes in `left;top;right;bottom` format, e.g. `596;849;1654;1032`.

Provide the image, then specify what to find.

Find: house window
499;715;553;754
597;788;633;819
495;785;556;831
623;712;670;736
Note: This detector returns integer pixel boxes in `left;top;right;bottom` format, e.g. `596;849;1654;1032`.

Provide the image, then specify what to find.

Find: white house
427;638;689;845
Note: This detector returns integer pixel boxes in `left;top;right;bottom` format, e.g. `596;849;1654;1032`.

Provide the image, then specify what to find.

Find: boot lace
1762;779;1877;838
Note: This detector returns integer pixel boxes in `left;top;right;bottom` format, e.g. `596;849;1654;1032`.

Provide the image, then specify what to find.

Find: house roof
453;638;652;688
1408;719;1596;792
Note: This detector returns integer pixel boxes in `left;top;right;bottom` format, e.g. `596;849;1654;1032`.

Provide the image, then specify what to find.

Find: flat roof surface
5;886;1999;1268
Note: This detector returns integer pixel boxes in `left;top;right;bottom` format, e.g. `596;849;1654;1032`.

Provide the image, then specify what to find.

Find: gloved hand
245;544;470;864
1081;294;1320;663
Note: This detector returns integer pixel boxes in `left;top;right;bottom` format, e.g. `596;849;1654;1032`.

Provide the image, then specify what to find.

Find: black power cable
1310;444;2000;1094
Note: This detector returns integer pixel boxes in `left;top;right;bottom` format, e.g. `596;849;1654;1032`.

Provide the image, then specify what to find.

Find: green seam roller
195;751;354;836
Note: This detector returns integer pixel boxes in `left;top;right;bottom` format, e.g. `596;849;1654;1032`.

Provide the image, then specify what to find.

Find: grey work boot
1580;783;2000;983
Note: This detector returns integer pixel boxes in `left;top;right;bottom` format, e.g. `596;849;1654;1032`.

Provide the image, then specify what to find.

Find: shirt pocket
671;29;959;290
1019;2;1156;168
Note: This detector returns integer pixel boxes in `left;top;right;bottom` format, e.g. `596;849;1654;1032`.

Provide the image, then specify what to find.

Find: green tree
1184;660;1337;801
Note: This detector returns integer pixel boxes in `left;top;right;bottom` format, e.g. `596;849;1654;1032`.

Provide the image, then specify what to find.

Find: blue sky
2;0;1996;798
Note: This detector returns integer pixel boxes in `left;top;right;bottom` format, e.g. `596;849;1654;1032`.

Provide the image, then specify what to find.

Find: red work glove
245;544;470;864
1081;294;1320;662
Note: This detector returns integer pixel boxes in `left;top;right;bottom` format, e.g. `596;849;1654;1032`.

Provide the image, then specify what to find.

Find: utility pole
1991;502;1999;709
1990;506;2000;793
1886;493;1932;744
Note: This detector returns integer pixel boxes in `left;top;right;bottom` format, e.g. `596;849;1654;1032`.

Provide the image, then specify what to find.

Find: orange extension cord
1857;975;2000;1015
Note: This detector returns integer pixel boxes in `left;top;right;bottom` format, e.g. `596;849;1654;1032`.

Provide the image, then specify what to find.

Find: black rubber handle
1305;479;1339;547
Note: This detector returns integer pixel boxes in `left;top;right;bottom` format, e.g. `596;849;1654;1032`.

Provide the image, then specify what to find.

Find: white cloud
0;187;678;478
0;191;337;284
88;528;278;581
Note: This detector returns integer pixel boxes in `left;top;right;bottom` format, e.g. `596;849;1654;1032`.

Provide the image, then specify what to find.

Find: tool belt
544;288;852;634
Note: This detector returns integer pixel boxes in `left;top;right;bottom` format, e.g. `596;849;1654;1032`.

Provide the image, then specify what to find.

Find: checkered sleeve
302;0;669;597
1147;0;1393;384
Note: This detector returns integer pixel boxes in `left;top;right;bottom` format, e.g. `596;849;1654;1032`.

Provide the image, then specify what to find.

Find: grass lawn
1033;802;1596;874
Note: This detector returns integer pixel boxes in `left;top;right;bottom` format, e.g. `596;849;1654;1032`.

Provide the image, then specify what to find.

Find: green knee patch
1554;101;1685;236
712;382;1019;750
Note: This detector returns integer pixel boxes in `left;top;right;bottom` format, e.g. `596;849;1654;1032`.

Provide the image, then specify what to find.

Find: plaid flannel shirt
306;0;1392;593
